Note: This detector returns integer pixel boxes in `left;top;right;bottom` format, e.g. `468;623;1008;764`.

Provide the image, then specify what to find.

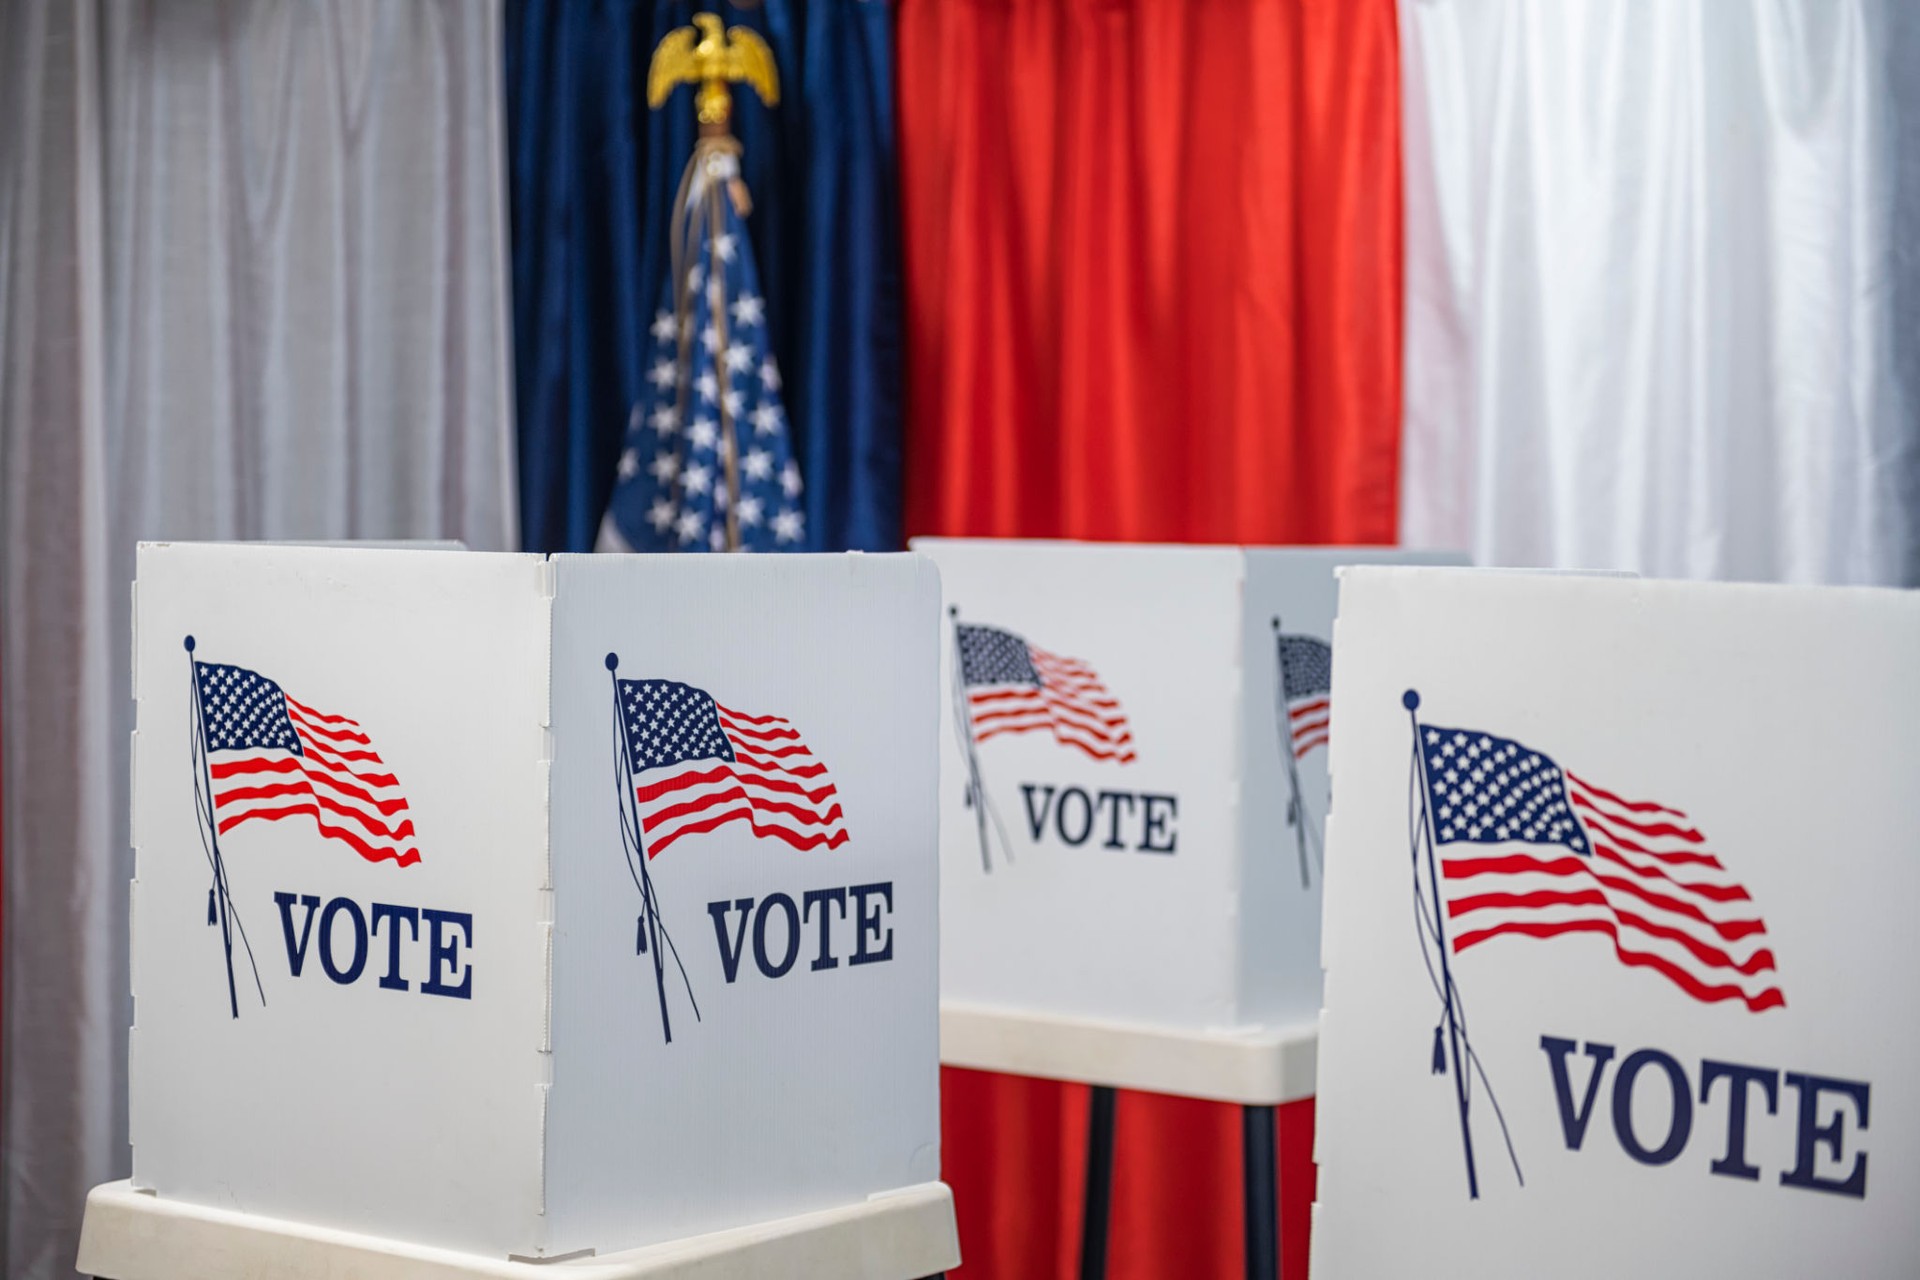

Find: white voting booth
914;539;1462;1102
1313;568;1920;1278
81;544;958;1280
910;539;1461;1279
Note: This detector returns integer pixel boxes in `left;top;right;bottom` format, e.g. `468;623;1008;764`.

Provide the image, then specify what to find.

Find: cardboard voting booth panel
911;539;1463;1088
129;543;944;1262
1312;568;1920;1278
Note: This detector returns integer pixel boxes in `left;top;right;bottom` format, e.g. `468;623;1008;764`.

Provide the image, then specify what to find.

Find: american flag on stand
193;662;419;867
598;146;804;553
955;624;1135;763
619;678;847;855
1417;723;1782;1012
1277;633;1332;759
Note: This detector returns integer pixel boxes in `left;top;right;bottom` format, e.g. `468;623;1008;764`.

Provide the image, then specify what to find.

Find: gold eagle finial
648;13;780;127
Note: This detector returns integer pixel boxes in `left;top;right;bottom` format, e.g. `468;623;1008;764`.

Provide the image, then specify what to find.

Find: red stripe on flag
296;764;413;817
732;752;828;778
1579;812;1725;869
1452;918;1784;1012
1570;792;1704;844
1565;771;1687;818
283;697;363;729
1594;844;1750;903
209;757;301;780
214;803;420;866
718;719;801;744
211;780;310;806
643;783;843;835
286;707;373;746
645;793;851;856
712;703;789;726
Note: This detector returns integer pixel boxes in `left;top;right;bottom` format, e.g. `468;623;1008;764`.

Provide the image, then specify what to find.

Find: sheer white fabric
1399;0;1919;584
0;4;515;1274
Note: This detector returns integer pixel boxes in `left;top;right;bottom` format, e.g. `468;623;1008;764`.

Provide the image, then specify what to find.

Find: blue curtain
506;0;902;553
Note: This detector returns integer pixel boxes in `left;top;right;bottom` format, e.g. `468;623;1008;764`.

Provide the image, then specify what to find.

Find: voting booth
83;543;958;1279
1312;567;1920;1278
911;538;1461;1277
915;539;1462;1093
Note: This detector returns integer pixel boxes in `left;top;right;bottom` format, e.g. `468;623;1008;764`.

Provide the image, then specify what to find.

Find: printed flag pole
948;606;1003;873
610;652;669;1040
1404;688;1479;1199
182;636;265;1019
1274;617;1318;889
607;653;701;1045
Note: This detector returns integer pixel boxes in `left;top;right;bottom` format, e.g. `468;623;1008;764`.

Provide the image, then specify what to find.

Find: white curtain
0;3;516;1275
1398;0;1920;584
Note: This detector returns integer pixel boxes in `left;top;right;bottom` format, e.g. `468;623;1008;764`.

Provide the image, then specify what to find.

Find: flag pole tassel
1406;689;1480;1200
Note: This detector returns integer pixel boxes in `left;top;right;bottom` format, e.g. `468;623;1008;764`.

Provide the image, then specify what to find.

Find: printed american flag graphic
1277;633;1332;759
955;624;1135;763
194;662;419;866
619;678;847;855
1419;724;1782;1011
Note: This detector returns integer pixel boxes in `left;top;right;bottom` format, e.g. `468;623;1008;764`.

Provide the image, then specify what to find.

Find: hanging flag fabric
597;15;804;554
507;1;903;555
598;148;802;552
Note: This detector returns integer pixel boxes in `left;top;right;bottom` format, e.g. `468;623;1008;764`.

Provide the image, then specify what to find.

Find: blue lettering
1054;788;1094;846
1781;1072;1869;1198
1019;785;1056;841
849;881;894;966
274;891;321;978
369;901;420;992
708;898;752;984
1541;1035;1615;1150
1544;1036;1872;1195
802;887;848;971
753;893;801;979
1611;1048;1692;1165
318;897;369;985
420;908;472;999
1018;785;1180;854
1701;1060;1777;1181
1096;790;1138;849
1139;794;1178;853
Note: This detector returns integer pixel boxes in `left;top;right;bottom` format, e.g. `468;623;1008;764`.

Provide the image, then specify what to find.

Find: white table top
940;1002;1318;1105
77;1178;958;1280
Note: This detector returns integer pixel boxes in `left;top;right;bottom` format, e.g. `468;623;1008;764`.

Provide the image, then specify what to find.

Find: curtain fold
0;4;516;1275
900;0;1404;548
1397;0;1920;584
507;0;904;554
896;0;1405;1274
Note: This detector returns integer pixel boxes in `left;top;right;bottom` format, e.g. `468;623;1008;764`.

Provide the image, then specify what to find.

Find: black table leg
1242;1103;1279;1280
1079;1084;1118;1280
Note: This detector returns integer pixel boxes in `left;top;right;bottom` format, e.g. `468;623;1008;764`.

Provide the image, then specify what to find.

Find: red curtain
896;0;1404;1275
